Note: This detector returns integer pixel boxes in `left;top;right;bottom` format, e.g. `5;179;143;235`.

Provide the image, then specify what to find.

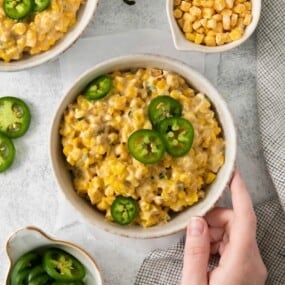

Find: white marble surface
0;1;277;284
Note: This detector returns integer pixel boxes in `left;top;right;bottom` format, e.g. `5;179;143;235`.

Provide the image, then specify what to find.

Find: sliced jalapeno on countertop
111;196;139;225
3;0;33;19
0;97;31;138
158;117;194;157
148;96;182;128
33;0;51;12
43;248;85;282
84;75;112;101
0;133;15;173
10;251;40;285
128;129;165;164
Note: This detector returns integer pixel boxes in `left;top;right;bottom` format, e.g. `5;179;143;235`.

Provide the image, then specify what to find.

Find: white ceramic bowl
0;0;98;72
49;54;237;239
166;0;261;52
5;226;104;285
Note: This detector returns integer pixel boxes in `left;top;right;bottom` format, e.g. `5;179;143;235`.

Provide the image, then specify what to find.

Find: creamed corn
0;0;84;62
60;68;225;227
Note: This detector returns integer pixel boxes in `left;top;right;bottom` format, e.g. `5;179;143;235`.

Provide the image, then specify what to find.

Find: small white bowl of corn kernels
167;0;261;52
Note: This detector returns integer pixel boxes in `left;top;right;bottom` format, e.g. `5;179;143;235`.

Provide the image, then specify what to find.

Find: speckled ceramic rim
49;53;237;239
166;0;261;53
5;226;104;285
0;0;99;72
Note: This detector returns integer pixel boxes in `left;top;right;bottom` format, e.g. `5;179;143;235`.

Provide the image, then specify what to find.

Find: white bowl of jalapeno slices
5;226;103;285
50;54;237;238
0;0;99;71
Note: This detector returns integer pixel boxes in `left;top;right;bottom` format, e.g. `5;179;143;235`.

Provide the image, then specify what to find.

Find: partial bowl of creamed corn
0;0;99;71
167;0;261;52
49;54;237;238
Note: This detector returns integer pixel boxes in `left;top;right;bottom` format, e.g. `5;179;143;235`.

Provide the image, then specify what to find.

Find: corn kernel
233;3;246;14
229;27;243;40
189;6;202;17
174;0;182;5
225;0;234;8
183;12;196;22
174;8;183;18
180;1;191;12
185;32;196;41
201;0;214;8
231;13;238;27
214;0;226;11
243;14;252;26
222;15;231;30
207;19;217;29
204;35;216;46
203;7;215;18
183;20;193;32
194;33;204;44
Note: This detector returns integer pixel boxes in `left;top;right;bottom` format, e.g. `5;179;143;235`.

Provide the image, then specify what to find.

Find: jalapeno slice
158;117;194;157
52;281;84;285
0;97;31;138
43;248;85;282
84;75;112;100
3;0;33;19
10;251;40;285
111;196;139;225
0;133;15;173
148;96;182;128
128;129;165;164
33;0;50;12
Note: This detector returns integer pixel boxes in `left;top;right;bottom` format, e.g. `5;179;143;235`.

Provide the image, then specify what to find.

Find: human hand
181;170;267;285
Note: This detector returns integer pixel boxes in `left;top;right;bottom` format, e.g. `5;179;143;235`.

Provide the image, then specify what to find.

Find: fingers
205;207;232;228
181;217;210;285
230;170;257;233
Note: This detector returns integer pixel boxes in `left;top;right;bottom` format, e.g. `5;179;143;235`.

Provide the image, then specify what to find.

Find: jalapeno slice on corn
148;96;182;128
0;97;31;138
158;117;194;157
3;0;33;19
33;0;51;12
84;75;113;101
111;196;139;225
128;129;166;164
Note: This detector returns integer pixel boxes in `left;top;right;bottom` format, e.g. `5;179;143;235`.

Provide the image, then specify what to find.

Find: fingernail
188;218;204;236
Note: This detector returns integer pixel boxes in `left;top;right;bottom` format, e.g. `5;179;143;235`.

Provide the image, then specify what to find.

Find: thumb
181;217;210;285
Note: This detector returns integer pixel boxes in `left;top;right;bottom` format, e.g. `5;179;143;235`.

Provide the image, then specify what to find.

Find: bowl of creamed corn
167;0;261;52
0;0;99;71
49;54;237;238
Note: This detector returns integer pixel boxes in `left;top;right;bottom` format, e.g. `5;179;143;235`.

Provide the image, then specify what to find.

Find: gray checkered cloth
135;1;285;284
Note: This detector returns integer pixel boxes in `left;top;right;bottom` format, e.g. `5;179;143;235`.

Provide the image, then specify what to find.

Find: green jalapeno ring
111;196;139;225
148;96;182;128
10;251;41;285
33;0;51;12
0;133;15;173
43;248;85;281
84;75;113;101
0;97;31;138
3;0;33;20
158;117;194;157
128;129;166;164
